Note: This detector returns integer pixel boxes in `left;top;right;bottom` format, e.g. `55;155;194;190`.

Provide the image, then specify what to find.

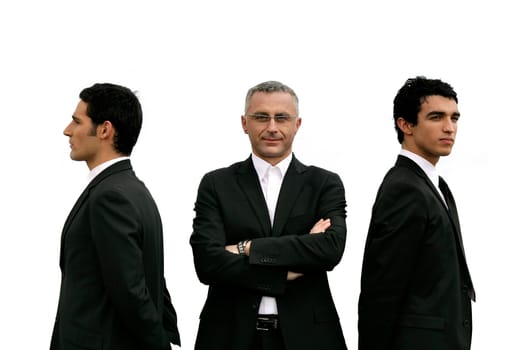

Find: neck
87;152;126;170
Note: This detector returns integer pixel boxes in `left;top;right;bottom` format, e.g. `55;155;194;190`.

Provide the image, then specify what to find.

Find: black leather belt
256;315;279;331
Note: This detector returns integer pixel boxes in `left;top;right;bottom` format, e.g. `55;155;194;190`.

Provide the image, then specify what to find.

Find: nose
443;117;456;133
63;122;72;136
266;117;278;131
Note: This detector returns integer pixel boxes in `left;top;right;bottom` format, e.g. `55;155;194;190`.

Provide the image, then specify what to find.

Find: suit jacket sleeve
358;179;428;350
91;188;170;350
191;168;346;296
249;171;346;272
162;279;181;345
191;172;289;295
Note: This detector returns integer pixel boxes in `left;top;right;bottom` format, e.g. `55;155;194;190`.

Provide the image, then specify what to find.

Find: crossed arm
190;170;346;293
225;218;332;280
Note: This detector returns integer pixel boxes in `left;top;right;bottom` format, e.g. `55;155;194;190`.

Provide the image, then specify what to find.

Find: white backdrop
1;1;521;349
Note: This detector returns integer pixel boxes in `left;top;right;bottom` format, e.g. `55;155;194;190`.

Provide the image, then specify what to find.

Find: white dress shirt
251;153;293;315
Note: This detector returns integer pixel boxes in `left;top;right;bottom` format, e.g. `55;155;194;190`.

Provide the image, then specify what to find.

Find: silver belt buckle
256;316;278;331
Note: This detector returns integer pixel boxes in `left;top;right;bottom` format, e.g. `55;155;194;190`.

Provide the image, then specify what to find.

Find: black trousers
252;329;286;350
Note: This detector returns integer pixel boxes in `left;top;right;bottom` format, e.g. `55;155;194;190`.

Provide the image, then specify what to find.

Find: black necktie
438;177;452;208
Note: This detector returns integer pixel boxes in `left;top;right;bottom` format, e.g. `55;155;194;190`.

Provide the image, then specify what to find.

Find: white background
0;0;521;348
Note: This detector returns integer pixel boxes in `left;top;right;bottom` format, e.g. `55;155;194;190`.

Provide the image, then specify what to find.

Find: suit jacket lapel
397;156;462;249
272;156;306;237
397;156;465;227
59;186;90;268
59;160;133;268
439;177;468;263
438;177;461;233
439;175;476;300
398;156;475;300
397;156;448;210
236;157;272;236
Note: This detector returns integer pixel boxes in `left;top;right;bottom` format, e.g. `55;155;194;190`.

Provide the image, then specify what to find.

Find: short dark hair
244;80;299;114
393;76;458;143
79;83;142;155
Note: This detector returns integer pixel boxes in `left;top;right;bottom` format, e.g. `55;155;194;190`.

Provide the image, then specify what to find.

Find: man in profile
51;83;180;350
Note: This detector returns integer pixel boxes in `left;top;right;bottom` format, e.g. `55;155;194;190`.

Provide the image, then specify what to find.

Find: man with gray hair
190;81;348;350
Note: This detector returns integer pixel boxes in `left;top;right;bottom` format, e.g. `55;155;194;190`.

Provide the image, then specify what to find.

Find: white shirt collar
87;156;129;184
399;149;440;190
251;153;293;181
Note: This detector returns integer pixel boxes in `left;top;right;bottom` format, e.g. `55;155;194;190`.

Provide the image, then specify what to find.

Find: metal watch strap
237;240;248;255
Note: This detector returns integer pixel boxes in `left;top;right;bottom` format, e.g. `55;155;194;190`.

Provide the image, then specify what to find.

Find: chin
263;151;285;158
69;153;83;162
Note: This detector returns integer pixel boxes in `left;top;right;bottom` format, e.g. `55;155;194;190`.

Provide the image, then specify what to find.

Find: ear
295;117;302;130
98;120;114;140
241;115;248;134
396;117;413;136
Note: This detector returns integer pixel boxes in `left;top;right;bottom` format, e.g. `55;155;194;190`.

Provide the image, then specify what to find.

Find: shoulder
376;166;435;210
383;163;426;189
201;159;247;179
378;166;419;194
196;159;251;193
89;167;147;204
291;159;344;189
304;164;340;177
293;157;341;178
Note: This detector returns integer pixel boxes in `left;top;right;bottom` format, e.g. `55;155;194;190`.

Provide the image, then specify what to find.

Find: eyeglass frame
244;114;298;124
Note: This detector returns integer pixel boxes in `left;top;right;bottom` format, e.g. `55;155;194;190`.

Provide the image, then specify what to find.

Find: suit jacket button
463;320;470;327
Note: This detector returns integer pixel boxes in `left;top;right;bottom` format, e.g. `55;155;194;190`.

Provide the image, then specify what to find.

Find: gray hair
244;81;299;114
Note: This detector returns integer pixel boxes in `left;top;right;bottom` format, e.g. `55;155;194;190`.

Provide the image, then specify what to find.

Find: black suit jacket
190;155;347;350
51;160;180;350
358;155;475;350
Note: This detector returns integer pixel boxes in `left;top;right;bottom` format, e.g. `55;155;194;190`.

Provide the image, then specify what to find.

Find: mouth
262;138;281;143
440;138;454;144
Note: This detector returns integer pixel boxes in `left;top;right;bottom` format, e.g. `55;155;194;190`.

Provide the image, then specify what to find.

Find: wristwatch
237;240;249;255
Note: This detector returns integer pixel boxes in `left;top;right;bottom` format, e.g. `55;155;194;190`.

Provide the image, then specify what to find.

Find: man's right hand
309;218;331;234
287;271;304;280
287;218;332;281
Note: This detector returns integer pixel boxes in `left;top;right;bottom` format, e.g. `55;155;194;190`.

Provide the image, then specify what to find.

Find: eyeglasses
245;114;297;124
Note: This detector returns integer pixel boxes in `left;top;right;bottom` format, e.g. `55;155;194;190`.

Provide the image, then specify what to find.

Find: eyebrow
250;112;292;117
426;111;461;118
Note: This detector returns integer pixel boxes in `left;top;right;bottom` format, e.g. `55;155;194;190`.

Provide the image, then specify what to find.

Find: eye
253;115;270;122
274;116;292;123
